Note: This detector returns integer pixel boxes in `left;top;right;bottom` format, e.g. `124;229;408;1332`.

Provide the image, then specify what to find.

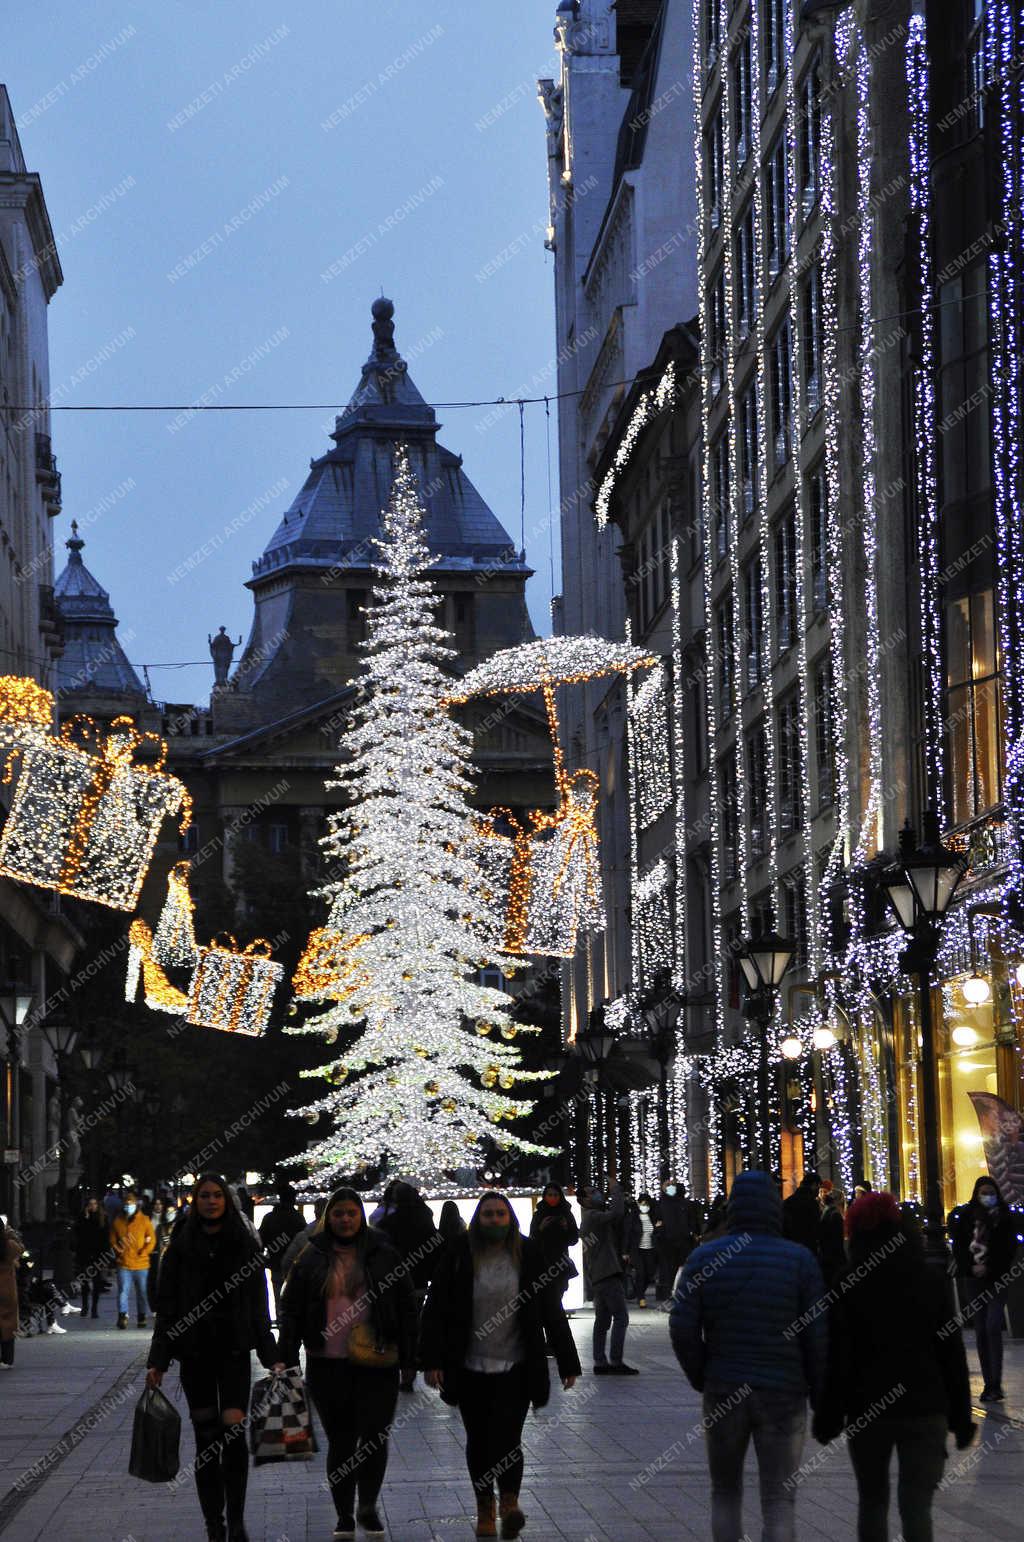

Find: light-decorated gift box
0;675;55;755
0;713;191;911
292;925;369;1002
473;770;604;958
186;934;284;1037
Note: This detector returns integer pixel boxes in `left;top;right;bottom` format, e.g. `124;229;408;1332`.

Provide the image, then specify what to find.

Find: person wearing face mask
110;1191;156;1329
421;1191;580;1539
654;1178;700;1300
528;1183;580;1317
948;1175;1018;1401
279;1186;416;1540
146;1173;282;1542
631;1194;659;1307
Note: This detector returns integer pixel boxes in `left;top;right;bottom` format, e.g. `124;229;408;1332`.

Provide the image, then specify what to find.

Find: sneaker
117;1314;128;1330
46;1322;67;1335
0;1361;11;1370
637;1297;646;1307
332;1518;356;1540
607;1362;639;1375
60;1303;82;1315
356;1506;385;1536
593;1363;611;1375
137;1316;147;1328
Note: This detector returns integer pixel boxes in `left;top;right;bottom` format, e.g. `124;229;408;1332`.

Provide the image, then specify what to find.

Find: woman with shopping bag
278;1186;417;1541
144;1173;283;1542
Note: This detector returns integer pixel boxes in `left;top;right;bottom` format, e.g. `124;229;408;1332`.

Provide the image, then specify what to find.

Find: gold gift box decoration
186;934;283;1037
0;714;191;911
0;675;54;752
292;926;370;1002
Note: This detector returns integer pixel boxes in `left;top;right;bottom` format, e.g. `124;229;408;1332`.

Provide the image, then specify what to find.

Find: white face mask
664;1185;677;1198
979;1192;999;1209
164;1209;177;1222
639;1202;650;1212
124;1204;136;1217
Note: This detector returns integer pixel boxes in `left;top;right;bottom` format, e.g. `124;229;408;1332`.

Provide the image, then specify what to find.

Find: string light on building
0;711;191;911
634;860;674;988
629;665;672;829
594;363;677;527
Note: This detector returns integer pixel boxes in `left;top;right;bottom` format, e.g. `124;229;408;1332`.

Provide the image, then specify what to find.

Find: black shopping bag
129;1387;181;1483
249;1367;317;1465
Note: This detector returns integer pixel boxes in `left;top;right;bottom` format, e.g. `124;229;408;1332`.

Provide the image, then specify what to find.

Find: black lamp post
0;982;33;1225
77;1037;103;1198
738;929;795;1172
876;811;966;1263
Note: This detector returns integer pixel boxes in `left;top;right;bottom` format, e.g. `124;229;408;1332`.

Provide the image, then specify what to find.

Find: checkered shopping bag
248;1367;317;1465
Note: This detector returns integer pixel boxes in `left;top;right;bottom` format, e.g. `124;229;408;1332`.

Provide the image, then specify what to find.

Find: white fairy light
594;364;677;527
630;666;672;829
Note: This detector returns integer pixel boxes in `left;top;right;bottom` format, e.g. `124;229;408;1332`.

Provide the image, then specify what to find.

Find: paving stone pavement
0;1304;1022;1541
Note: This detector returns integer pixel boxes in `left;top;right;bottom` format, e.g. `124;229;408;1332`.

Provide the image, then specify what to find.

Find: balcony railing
34;434;62;514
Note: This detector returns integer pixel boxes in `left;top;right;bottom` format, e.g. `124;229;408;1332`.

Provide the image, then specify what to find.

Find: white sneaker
60;1303;82;1315
45;1322;67;1335
0;1361;12;1369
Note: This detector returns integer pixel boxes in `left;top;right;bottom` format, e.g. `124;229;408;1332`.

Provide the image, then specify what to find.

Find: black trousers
306;1356;399;1516
457;1364;531;1500
178;1350;252;1531
77;1270;101;1314
848;1414;948;1542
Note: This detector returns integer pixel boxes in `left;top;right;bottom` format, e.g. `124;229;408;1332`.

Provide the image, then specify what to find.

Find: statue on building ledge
209;626;241;688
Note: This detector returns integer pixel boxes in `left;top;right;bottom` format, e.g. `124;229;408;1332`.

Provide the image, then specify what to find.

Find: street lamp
876;810;966;1263
738;929;795;1172
0;983;33;1225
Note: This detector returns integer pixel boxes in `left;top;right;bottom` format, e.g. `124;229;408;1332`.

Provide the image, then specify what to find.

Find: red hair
844;1190;901;1239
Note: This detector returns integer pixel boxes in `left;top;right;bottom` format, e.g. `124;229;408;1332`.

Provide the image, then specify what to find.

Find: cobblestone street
0;1308;1021;1541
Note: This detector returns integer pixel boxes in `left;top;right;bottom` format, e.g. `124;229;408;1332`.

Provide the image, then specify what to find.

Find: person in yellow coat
110;1193;156;1328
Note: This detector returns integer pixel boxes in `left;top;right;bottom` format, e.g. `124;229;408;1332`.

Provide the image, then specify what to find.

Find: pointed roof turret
53;523;146;699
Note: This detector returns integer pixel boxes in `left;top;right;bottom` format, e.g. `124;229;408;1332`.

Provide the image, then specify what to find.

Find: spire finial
67;520;84;556
370;296;396;359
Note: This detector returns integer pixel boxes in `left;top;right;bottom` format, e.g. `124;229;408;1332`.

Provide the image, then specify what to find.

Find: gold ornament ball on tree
423;1080;440;1096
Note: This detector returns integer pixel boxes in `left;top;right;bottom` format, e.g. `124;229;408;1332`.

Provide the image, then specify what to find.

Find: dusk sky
4;0;561;705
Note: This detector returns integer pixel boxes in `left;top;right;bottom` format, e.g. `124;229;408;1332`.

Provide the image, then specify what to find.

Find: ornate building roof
250;298;527;583
53;523;146;700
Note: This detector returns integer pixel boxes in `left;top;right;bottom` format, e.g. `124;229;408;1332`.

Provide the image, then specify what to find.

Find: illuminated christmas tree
290;446;553;1184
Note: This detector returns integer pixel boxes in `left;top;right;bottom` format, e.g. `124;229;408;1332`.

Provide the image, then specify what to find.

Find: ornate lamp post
876;811;966;1262
738;929;795;1172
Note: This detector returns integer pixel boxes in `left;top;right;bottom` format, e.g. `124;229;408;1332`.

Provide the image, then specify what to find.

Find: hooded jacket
278;1224;418;1368
580;1185;626;1285
669;1171;826;1403
815;1225;973;1442
528;1191;580;1279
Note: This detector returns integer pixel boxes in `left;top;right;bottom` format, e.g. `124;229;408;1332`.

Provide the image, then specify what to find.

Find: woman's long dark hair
175;1172;249;1254
970;1174;1006;1213
468;1190;522;1272
315;1187;368;1297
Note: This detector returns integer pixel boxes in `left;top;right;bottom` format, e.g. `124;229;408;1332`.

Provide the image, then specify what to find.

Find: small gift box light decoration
186;934;284;1037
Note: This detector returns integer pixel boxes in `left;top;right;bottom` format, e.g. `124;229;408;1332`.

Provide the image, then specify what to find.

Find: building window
808;463;828;613
717;595;735;721
778;694;804;835
947;589;1004;824
770;318;794;467
784;872;809;968
707;111;724;231
709;268;726;397
798;57;822;214
743;557;763;690
813;654;836;807
764;0;787;92
774;507;798;654
736;202;756;338
765;135;789;280
738;383;758;519
801;264;823;414
748;726;769;859
720;756;739;881
268;822;290;855
451;592;476;655
712;434;730;562
955;0;986;142
733;29;753;166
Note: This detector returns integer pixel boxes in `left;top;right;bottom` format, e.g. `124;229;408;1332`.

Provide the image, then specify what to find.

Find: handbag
248;1367;317;1465
347;1320;399;1368
128;1387;181;1483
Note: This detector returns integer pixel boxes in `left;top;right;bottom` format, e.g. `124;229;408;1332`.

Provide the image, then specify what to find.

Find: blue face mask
979;1192;999;1209
123;1204;137;1217
664;1185;677;1197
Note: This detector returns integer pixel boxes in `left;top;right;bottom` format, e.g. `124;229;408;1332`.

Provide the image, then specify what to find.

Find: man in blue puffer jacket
669;1170;827;1542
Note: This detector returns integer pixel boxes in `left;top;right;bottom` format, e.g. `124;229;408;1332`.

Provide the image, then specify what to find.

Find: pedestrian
631;1193;659;1306
102;1184;121;1225
148;1197;180;1310
145;1173;282;1542
438;1199;468;1248
948;1174;1019;1401
528;1183;580;1311
654;1177;700;1299
420;1190;580;1539
373;1180;439;1392
233;1183;255;1222
0;1214;25;1368
279;1186;416;1540
110;1190;156;1328
258;1183;307;1323
818;1188;846;1286
73;1197;110;1317
815;1191;976;1540
368;1179;400;1228
279;1199;326;1280
581;1178;638;1375
782;1169;822;1253
670;1169;827;1542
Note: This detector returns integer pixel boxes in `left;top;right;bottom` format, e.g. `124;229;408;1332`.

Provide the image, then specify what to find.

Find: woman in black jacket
72;1197;110;1318
528;1183;580;1309
373;1180;440;1392
145;1174;281;1542
279;1187;417;1541
420;1191;581;1540
815;1192;975;1542
947;1173;1019;1401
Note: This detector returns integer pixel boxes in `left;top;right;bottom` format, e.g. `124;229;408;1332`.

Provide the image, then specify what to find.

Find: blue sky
5;0;562;705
